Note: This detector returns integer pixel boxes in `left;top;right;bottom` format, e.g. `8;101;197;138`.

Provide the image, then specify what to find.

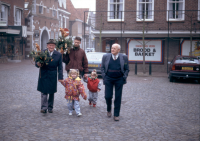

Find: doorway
41;30;49;50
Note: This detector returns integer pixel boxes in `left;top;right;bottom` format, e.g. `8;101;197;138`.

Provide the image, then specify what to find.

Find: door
41;30;49;50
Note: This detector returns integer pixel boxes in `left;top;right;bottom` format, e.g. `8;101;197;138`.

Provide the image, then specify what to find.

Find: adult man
63;36;88;77
101;43;129;121
36;39;63;113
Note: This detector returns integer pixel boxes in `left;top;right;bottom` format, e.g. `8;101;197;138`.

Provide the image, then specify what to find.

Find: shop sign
22;26;27;37
127;39;163;63
180;40;200;57
106;44;110;52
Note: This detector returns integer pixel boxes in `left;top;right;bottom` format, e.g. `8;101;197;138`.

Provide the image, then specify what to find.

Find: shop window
136;0;154;21
0;5;8;26
167;0;185;21
107;0;124;21
14;9;22;26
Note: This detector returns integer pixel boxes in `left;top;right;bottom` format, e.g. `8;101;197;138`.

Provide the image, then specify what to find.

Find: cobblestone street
0;60;199;141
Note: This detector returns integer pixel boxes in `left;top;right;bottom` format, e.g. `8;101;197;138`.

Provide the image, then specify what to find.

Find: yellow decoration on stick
35;43;41;52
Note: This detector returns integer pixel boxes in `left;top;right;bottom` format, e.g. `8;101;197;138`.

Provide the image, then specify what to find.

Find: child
83;69;102;107
61;69;87;116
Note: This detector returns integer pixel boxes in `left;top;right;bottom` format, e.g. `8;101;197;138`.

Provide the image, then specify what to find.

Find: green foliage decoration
29;50;53;65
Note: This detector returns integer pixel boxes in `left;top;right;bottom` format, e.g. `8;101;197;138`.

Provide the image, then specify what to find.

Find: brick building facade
94;0;200;72
25;0;70;58
0;0;27;62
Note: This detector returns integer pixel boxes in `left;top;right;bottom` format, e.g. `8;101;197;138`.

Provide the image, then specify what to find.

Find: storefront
0;26;27;62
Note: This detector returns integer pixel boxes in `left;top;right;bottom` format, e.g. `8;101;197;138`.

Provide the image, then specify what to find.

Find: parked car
86;48;95;53
168;55;200;82
86;52;107;76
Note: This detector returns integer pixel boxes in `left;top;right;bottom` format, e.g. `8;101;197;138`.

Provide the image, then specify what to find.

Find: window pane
146;3;152;19
111;0;123;2
139;3;145;19
110;4;115;19
177;3;183;18
169;0;183;1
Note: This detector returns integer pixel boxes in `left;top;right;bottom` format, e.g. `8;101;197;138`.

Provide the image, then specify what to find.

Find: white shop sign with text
180;40;200;57
127;39;163;63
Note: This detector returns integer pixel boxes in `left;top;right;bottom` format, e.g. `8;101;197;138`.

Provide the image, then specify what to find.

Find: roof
66;0;89;22
76;8;89;22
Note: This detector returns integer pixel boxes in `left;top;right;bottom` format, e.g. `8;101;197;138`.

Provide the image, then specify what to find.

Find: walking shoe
107;111;112;117
77;113;82;117
93;104;96;107
69;113;72;116
40;110;47;113
89;101;92;105
48;110;53;113
114;116;119;121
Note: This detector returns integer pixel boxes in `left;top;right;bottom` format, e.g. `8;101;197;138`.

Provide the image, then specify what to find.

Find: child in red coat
83;69;102;107
61;69;87;116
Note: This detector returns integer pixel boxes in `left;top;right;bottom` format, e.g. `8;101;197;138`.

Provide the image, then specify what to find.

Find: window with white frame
136;0;154;21
52;6;56;17
78;22;82;34
107;0;124;21
59;15;63;28
0;5;8;26
198;0;200;21
167;0;185;21
39;2;43;14
63;17;66;28
50;31;54;39
14;8;21;25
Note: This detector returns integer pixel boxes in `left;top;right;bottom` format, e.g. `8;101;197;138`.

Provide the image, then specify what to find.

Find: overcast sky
71;0;96;11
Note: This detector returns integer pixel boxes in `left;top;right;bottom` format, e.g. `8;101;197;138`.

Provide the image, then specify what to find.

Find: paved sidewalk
0;60;199;141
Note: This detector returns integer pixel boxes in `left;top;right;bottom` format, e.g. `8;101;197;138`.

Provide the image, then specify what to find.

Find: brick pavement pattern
0;60;199;141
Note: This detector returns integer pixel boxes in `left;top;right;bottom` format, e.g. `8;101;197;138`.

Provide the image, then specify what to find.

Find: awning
0;26;27;37
0;29;20;36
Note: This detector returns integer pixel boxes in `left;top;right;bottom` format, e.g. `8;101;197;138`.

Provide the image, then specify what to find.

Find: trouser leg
88;91;93;102
104;76;114;112
92;92;98;104
41;93;48;110
67;99;73;113
114;77;124;117
48;93;54;110
74;100;81;115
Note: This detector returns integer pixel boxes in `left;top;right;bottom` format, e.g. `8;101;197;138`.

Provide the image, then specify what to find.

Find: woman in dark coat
35;39;63;113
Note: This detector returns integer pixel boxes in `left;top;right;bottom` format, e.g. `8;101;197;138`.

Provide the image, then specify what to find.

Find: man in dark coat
62;36;88;78
101;43;129;121
36;39;63;113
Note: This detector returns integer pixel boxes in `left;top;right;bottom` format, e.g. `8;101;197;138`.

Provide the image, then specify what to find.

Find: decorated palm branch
55;28;73;54
29;43;53;66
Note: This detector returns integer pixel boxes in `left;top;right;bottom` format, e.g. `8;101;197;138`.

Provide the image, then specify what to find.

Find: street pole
99;14;102;52
142;12;146;74
84;11;85;51
121;11;122;47
167;10;169;74
190;16;193;56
